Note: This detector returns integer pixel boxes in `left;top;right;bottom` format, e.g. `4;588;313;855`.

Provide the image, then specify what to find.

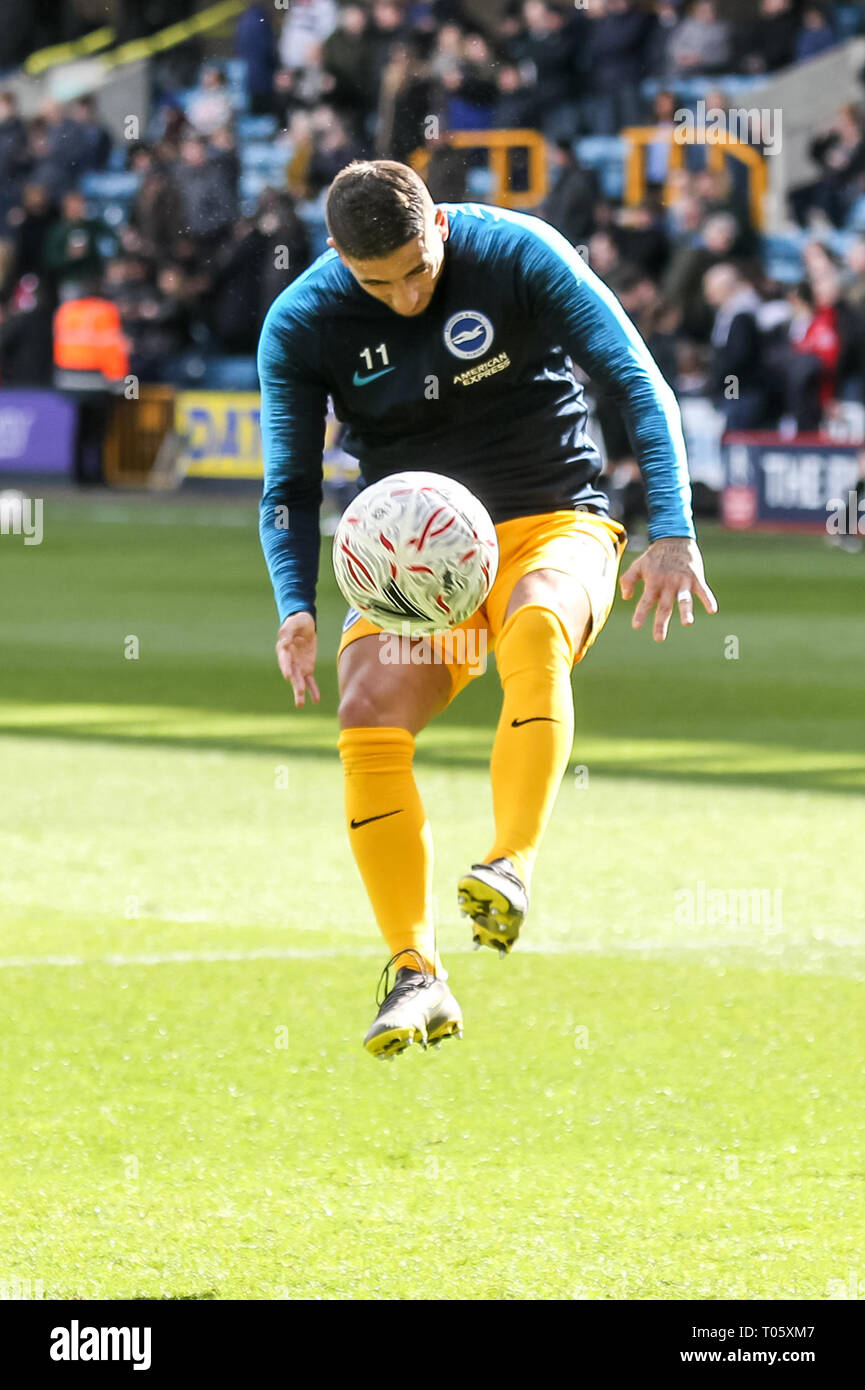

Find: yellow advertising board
175;391;356;482
176;391;263;479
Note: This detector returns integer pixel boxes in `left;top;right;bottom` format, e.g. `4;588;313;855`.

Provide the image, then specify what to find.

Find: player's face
334;207;449;317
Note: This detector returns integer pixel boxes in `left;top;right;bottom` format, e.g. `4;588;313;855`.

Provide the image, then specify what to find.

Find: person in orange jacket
53;287;129;383
53;280;130;482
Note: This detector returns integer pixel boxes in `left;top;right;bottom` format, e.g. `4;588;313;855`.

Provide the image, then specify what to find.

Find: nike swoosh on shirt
350;810;403;829
510;717;560;727
352;367;395;386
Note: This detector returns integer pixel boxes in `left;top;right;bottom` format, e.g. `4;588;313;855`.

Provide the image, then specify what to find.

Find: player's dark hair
326;160;431;260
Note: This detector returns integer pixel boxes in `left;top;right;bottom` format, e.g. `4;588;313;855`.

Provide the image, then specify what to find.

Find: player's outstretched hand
620;536;717;643
275;611;321;708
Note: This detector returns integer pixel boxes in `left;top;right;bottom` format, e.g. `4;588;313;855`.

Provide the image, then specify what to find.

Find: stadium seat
237;114;278;141
79;171;142;200
466;167;496;198
761;232;805;283
197;355;259;390
574;136;625;199
223;59;247;90
239;170;277;208
241;141;291;173
640;74;767;103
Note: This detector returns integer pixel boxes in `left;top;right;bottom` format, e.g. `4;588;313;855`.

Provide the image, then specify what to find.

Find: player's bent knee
338;663;451;732
504;570;590;655
337;685;392;729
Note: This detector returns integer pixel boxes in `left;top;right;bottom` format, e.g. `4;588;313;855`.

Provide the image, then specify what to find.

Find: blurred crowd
0;0;864;447
234;0;852;147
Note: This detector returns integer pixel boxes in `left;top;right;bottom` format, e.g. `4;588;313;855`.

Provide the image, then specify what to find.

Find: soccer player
258;160;716;1059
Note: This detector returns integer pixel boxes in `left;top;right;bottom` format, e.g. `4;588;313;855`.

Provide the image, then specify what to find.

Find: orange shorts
337;509;627;705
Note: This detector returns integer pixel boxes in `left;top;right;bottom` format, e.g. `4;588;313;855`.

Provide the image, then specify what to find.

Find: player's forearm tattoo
646;537;696;572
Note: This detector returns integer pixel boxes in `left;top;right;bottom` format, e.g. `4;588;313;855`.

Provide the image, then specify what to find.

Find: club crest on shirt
443;310;494;360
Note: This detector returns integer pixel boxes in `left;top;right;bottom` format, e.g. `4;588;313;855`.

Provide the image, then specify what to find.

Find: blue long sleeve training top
258;201;694;622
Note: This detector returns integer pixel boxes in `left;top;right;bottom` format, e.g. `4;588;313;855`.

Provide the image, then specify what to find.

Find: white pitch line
0;941;861;980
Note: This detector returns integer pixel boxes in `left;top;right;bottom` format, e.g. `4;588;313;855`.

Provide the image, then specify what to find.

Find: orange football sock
486;604;575;887
338;726;441;974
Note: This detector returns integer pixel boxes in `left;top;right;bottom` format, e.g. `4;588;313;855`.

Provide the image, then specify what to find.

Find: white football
332;471;499;634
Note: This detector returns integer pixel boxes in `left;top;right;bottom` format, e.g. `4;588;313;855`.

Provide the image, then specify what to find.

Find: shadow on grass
2;718;863;797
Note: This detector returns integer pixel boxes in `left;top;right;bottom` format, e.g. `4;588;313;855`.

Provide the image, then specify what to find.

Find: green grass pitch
1;495;863;1300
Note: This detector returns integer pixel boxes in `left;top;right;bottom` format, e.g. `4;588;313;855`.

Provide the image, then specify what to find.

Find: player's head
326;160;448;317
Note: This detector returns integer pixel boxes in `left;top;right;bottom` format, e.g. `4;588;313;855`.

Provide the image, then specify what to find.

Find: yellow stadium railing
25;0;247;78
622;125;768;229
25;27;115;77
101;0;247;70
410;129;548;209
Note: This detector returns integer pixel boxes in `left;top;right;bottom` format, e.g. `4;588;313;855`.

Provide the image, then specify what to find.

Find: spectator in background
55;96;111;177
6;183;58;279
304;105;364;196
53;276;130;484
375;39;434;161
280;0;339;71
186;67;235;136
322;4;376;120
843;234;865;309
646;1;682;81
42;190;109;296
0;236;15;302
492;62;534;129
151;103;191;164
587;227;623;281
209;123;241;195
255;191;311;318
662;207;739;340
0;93;30;221
739;0;798;75
172;135;237;251
703;261;768;428
790;104;865;228
272;68;309;129
424;135;470;201
795;6;838;64
438;48;497;132
429;21;464;81
111;258;189;380
611;199;670;279
784;262;845;430
27;112;75;202
668;0;731;77
130;167;185;254
235;1;278;115
0;272;54;386
541;142;600;247
208;192;311;352
644;90;678;189
209;216;277;352
693;166;757;254
586;0;652;135
509;0;583;140
368;1;410;105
